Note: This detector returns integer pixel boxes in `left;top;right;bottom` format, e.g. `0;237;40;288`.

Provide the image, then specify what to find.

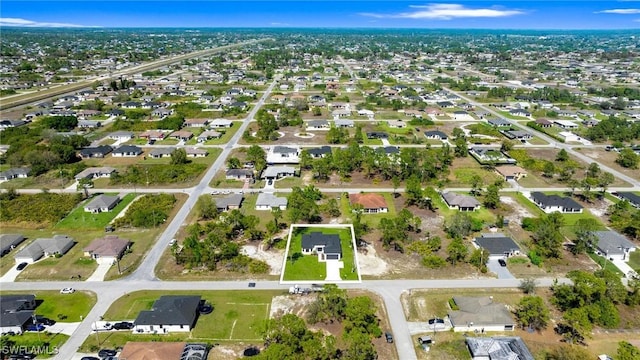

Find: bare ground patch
241;244;284;276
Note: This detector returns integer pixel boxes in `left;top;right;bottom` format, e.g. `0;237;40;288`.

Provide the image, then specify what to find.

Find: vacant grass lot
282;226;359;281
448;157;502;187
0;290;96;321
629;251;640;272
2;333;70;358
54;193;136;230
413;332;471;360
86;290;283;351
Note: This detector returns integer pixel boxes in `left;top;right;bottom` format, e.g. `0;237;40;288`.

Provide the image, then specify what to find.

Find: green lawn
628;251;640;272
431;191;496;224
588;252;624;276
0;290;97;322
340;192;397;228
282;226;359;281
2;333;70;358
54;193;136;230
203;125;241;145
88;290;283;351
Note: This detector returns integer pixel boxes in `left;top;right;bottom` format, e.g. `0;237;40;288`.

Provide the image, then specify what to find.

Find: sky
2;1;640;30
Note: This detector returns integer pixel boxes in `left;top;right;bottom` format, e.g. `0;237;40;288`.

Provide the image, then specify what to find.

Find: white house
14;235;74;263
529;192;583;213
134;295;201;334
255;193;287;211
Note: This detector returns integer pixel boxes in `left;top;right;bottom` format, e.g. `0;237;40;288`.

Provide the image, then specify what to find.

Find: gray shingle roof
594;231;636;255
531;192;582;211
135;295;201;326
475;234;521;256
466;337;534;360
301;232;342;256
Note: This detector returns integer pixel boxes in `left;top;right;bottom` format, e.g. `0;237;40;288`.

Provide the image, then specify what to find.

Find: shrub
421;254;446;269
528;250;542;266
448;298;459;310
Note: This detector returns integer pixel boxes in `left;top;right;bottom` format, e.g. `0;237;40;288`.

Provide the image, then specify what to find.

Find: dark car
199;303;213;315
248;282;256;288
35;316;56;326
385;332;393;343
25;324;44;332
112;322;134;330
98;349;117;358
80;357;100;360
16;262;28;271
498;259;507;267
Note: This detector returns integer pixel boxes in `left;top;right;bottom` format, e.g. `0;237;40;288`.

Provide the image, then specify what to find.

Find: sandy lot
500;196;534;224
241;244;284;275
357;243;389;276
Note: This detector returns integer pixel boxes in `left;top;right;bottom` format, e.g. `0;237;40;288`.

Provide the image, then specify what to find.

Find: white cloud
359;3;524;20
595;8;640;14
270;22;290;26
0;17;97;28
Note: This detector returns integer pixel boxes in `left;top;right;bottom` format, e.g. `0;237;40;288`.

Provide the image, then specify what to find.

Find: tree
532;213;565;258
561;307;591;344
519;278;537;294
571;218;598;255
246;145;267;172
392;175;401;196
542;161;556;178
226;157;241;169
515;296;550;331
483;184;500;209
454;136;468;157
617;148;639;169
446;237;468;265
500;140;514;152
170;148;188;165
312;106;322;116
470;174;483;196
617;341;640;360
196;195;219;220
445;212;474;239
598;172;615;196
555;149;569;162
468;248;489;272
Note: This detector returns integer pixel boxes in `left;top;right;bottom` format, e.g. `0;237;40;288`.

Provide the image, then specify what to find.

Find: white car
60;287;75;294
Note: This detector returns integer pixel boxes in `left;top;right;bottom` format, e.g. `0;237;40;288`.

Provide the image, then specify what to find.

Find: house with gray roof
334;119;354;128
255;193;287;211
502;130;533;141
113;145;142;157
84;195;120;213
474;233;521;258
215;194;244;212
134;295;201;333
301;232;342;261
530;192;583;213
441;192;480;212
149;147;174;159
261;166;296;180
594;230;636;261
0;295;36;335
0;234;25;257
466;336;534;360
79;145;113;159
0;168;30;182
448;296;515;332
197;130;222;143
74;167;116;180
306;120;330;130
225;169;254;181
14;235;74;263
307;146;332;158
613;192;640;209
424;130;448;140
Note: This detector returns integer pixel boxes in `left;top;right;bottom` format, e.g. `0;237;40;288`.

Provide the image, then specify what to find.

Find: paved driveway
0;265;22;282
487;259;515;279
325;260;343;281
86;262;112;282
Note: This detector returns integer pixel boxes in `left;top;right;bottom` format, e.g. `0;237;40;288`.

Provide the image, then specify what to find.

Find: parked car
498;259;507;267
60;287;75;294
97;349;117;358
25;324;45;332
112;322;134;330
80;357;100;360
385;332;393;343
35;316;56;326
428;318;446;330
16;262;28;271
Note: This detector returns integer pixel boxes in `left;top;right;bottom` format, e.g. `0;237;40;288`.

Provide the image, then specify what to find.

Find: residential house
332;109;351;119
553;120;578;129
170;131;193;141
465;337;534;360
582;119;599;127
535;118;553;128
108;131;134;142
453;111;471;120
74;167;116;181
509;109;531;117
210;119;234;128
139;130;167;141
529;192;583;213
134;295;201;333
425;107;445;116
79;145;113;159
357;109;375;118
267;146;300;164
366;132;388;140
184;118;209;127
487;118;511;127
152;108;173;118
83;235;131;265
0;294;36;312
503;130;533;141
349;193;388;214
77;120;102;129
557;131;583;143
301;232;342;261
225;169;254;181
113;145;143;157
437;101;454;108
14;235;75;263
377;146;400;156
387;120;406;128
0;168;30;182
119;342;194;360
612;192;640;208
448;296;515;332
149;148;174;159
197;130;222;143
0;234;25;257
424;130;448;141
84;195;120;213
441;192;481;212
594;230;636;261
261;166;296;180
0;119;27;130
215;194;244;212
334;119;354;128
306;120;330;130
495;165;527;181
185;148;208;158
255;193;288;211
469;148;517;165
307;146;332;158
0;294;36;335
474;233;521;258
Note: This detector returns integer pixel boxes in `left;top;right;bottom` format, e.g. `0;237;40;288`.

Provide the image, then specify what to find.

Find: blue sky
1;1;640;29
